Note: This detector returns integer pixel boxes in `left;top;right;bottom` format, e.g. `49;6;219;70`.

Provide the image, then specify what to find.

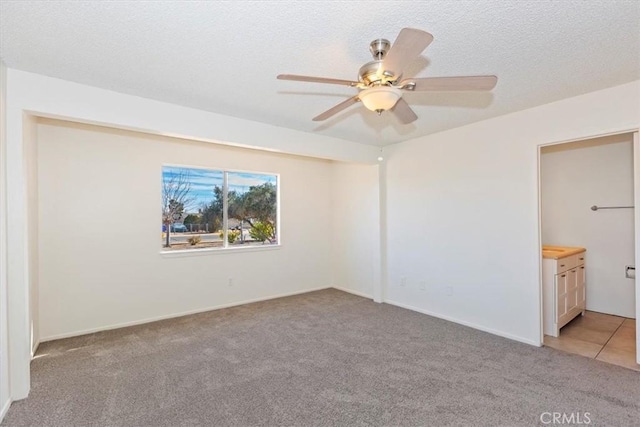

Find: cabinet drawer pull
561;274;566;277
571;270;576;273
581;266;584;269
579;257;584;261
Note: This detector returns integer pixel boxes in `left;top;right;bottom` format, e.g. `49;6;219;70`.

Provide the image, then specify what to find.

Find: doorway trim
634;131;640;363
536;128;640;359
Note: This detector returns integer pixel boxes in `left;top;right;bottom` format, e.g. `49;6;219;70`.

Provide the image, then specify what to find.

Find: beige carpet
2;289;639;426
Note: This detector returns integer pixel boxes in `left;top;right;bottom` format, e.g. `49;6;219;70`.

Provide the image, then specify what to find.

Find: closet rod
590;205;634;211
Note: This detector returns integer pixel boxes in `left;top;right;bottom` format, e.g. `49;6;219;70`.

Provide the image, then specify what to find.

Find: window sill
159;244;281;258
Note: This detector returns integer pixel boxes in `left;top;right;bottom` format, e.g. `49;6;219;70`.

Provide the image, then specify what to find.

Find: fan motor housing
359;38;400;86
359;60;382;86
359;60;401;86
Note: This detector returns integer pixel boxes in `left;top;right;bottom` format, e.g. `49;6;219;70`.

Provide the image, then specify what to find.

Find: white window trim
159;244;282;257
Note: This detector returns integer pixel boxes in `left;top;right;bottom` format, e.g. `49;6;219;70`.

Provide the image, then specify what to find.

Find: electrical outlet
228;278;234;287
445;286;453;296
419;281;427;291
625;265;635;279
400;277;407;287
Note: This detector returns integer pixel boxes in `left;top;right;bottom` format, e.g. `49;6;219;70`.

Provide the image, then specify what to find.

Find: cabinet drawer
575;252;586;265
556;255;577;273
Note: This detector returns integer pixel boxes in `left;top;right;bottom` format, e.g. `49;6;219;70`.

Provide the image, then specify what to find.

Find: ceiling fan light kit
359;86;402;113
277;28;498;124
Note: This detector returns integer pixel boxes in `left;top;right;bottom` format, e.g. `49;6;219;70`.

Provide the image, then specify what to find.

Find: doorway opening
538;132;638;370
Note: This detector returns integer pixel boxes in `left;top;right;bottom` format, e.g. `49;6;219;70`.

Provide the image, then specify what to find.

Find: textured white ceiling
1;1;639;146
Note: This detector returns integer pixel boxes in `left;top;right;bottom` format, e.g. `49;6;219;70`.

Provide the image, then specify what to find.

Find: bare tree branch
162;169;195;247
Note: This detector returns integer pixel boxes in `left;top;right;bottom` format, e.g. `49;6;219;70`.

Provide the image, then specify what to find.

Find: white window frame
160;163;280;256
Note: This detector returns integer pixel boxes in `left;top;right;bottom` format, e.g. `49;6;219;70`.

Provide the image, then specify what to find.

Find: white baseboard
39;287;539;347
385;299;541;347
41;285;332;342
332;286;373;299
0;398;11;424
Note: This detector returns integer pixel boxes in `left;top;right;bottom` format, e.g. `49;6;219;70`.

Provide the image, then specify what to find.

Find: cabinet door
566;268;579;312
577;265;586;308
555;273;568;320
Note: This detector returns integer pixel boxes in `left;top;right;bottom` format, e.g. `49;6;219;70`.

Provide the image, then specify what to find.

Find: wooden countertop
542;245;586;259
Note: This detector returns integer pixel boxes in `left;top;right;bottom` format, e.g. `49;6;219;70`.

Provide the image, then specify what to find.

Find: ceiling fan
277;28;497;124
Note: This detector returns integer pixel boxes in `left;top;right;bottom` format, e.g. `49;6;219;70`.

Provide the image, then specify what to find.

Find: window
161;165;278;251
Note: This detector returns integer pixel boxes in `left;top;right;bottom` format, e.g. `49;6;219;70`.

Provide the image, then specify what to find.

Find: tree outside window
161;165;278;251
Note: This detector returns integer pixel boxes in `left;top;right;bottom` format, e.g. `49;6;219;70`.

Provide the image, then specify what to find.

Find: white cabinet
543;249;586;337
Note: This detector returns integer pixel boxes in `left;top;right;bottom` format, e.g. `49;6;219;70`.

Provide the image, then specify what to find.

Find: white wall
5;68;379;398
541;134;635;318
0;61;11;422
37;120;334;340
384;81;640;345
331;162;380;299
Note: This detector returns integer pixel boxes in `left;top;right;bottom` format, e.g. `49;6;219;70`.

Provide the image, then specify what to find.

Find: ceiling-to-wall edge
6;68;380;164
387;80;640;152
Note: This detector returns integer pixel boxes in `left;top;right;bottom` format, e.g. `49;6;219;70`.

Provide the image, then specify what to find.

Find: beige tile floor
544;311;639;371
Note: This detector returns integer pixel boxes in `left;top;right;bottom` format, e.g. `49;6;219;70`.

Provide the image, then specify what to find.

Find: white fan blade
382;28;434;79
313;96;360;121
391;98;418;124
278;74;360;87
404;76;498;91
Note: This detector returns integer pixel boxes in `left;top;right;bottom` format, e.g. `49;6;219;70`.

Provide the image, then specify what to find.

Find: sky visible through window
162;166;276;213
